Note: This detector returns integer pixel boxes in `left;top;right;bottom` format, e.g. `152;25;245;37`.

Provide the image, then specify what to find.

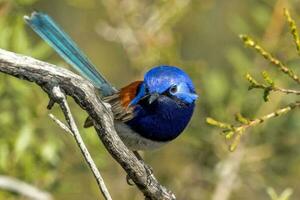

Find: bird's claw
125;164;153;187
126;151;154;186
126;174;135;186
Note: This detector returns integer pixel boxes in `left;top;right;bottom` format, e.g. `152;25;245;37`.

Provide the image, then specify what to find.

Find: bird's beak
148;93;159;104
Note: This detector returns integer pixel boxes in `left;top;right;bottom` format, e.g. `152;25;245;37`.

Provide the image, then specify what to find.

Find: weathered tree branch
49;86;112;200
0;48;176;200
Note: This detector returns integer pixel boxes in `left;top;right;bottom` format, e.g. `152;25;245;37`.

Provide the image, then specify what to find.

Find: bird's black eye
169;85;178;94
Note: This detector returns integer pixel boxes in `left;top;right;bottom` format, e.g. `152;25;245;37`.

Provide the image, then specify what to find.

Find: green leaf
262;71;275;86
235;113;251;124
263;88;272;102
206;117;232;129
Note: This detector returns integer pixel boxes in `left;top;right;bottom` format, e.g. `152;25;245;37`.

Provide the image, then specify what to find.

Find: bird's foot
126;174;135;186
126;164;153;186
143;162;153;176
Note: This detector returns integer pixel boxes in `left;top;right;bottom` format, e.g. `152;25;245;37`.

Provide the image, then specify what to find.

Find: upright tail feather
24;12;116;96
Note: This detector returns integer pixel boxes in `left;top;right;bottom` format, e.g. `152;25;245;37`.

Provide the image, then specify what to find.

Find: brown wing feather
84;81;142;128
103;81;142;122
119;81;142;107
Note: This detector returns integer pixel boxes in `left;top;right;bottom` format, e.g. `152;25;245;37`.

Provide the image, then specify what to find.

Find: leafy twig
239;34;300;84
207;9;300;151
284;8;300;56
207;101;300;151
48;113;74;136
245;72;300;101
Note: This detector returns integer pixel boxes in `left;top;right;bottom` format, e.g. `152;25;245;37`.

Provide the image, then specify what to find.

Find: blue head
126;65;198;142
130;65;198;106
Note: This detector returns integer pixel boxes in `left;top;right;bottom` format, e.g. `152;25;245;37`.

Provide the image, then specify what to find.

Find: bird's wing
103;81;142;122
24;12;116;96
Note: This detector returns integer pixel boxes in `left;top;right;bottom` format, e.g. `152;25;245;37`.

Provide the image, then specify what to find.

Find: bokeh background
0;0;300;199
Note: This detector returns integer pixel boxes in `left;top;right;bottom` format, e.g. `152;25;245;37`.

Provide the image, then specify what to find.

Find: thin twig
207;101;300;151
272;87;300;95
246;77;300;95
235;101;300;132
284;8;300;56
259;86;300;95
50;86;112;200
245;72;300;102
0;175;52;200
49;113;74;136
240;34;300;84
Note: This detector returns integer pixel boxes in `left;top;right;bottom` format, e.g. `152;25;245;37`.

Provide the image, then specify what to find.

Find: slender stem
240;34;300;84
272;87;300;95
284;8;300;56
49;113;74;136
51;86;112;200
235;101;300;134
251;84;300;95
207;101;300;152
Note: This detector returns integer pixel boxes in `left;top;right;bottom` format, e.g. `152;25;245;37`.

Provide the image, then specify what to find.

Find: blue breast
125;95;195;142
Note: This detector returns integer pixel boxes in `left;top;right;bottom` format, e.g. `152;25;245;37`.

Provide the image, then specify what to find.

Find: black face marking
135;86;189;108
168;95;189;107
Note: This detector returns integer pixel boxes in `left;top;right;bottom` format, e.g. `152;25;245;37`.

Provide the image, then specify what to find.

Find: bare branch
270;87;300;95
49;86;112;200
0;175;52;200
49;113;73;136
0;48;176;200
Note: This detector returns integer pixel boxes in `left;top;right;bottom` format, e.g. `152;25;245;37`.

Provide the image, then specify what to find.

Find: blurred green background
0;0;300;199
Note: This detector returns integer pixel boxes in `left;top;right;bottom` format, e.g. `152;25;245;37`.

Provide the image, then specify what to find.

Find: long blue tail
24;12;116;96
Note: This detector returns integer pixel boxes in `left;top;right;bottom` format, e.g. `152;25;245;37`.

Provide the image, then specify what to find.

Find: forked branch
0;48;176;200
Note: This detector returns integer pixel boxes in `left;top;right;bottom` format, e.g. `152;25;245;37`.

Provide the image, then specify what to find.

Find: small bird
24;12;198;151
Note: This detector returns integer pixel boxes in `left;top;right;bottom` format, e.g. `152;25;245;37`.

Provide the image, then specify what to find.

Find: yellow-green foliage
207;9;300;152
